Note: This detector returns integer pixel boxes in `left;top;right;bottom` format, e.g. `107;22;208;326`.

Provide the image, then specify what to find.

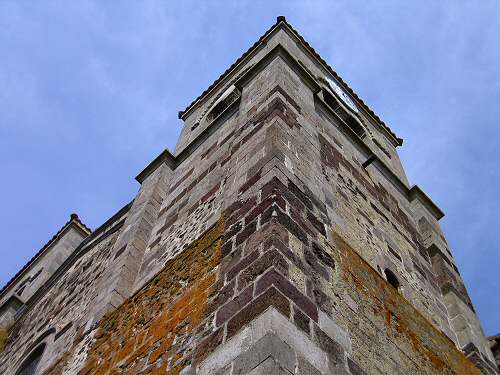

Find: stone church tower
0;17;497;375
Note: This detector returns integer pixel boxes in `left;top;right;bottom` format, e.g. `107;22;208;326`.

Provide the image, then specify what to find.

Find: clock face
326;77;359;113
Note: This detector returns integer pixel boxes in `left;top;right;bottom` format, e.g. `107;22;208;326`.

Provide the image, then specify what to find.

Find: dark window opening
323;89;340;112
323;89;365;138
206;88;240;124
346;116;365;138
16;285;26;297
30;268;43;282
384;269;400;290
387;246;402;262
16;344;45;375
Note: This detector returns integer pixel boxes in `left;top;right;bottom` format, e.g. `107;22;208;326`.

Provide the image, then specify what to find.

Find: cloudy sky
0;2;498;335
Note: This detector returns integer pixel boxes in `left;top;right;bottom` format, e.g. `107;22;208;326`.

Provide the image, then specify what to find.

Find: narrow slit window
323;89;365;138
16;344;45;375
384;268;400;290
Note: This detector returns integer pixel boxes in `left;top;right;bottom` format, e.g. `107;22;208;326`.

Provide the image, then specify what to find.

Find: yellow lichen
0;328;8;352
79;218;224;375
333;231;481;375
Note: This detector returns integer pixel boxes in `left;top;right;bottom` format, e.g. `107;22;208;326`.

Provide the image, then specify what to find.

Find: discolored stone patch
333;232;482;375
79;219;224;375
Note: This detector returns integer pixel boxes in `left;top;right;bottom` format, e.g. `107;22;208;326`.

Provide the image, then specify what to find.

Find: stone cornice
409;185;445;220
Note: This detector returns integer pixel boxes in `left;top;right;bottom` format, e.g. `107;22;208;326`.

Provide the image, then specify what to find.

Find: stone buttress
0;17;497;375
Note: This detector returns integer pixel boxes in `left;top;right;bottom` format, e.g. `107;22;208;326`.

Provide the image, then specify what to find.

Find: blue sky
0;2;498;335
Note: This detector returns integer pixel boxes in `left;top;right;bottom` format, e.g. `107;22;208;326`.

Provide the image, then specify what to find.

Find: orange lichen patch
79;218;224;375
372;301;448;372
0;329;7;352
332;232;481;375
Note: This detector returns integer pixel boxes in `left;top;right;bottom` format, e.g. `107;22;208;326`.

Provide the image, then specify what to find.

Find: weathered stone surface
0;16;496;375
80;220;224;374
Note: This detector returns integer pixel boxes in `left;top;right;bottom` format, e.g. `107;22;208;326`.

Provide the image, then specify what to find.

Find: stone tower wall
0;18;497;375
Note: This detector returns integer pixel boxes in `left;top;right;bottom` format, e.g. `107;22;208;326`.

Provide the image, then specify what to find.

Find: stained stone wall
0;217;90;330
0;207;128;374
55;220;223;375
0;17;496;375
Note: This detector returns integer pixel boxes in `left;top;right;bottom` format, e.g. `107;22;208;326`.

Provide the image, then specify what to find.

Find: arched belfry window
205;85;241;124
321;86;366;139
384;268;400;290
16;344;45;375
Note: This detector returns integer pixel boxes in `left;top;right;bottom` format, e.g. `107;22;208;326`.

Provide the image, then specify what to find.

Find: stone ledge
408;185;445;220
